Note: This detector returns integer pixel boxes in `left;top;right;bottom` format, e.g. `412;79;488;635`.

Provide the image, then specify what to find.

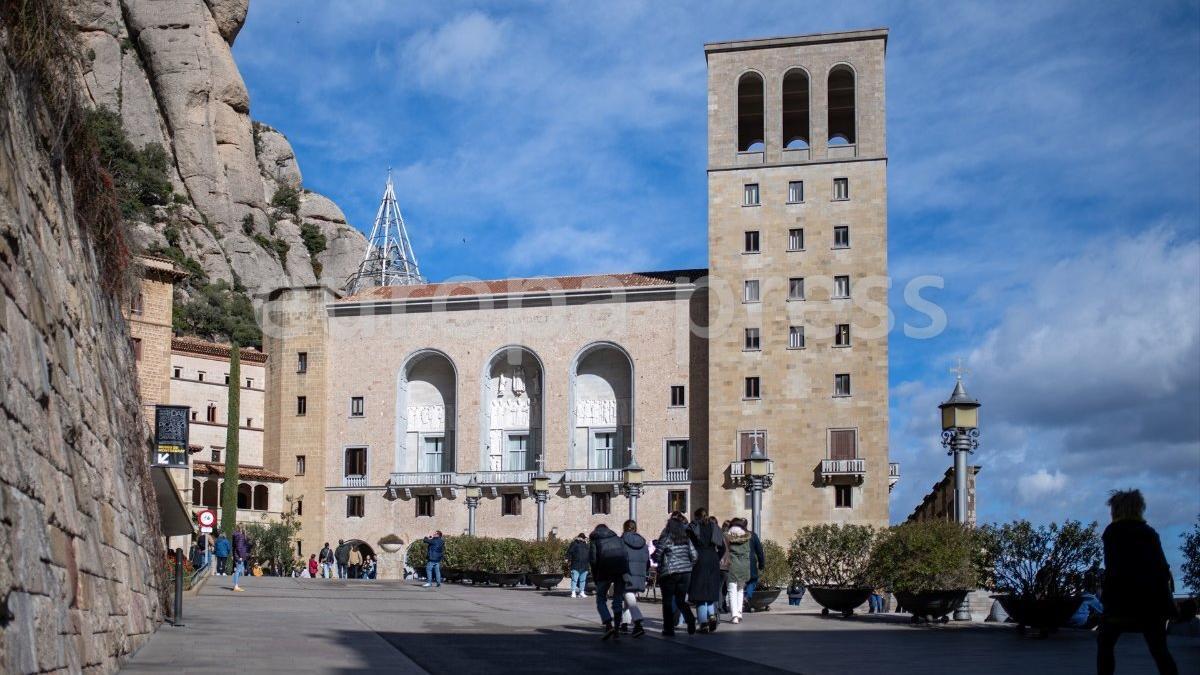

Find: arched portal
481;346;544;471
395;350;457;473
236;483;251;510
569;343;634;470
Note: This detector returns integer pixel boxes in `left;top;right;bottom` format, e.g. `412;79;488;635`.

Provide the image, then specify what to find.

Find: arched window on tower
737;72;765;152
237;483;251;510
828;65;856;145
253;485;268;511
191;480;201;506
202;479;218;508
782;69;810;150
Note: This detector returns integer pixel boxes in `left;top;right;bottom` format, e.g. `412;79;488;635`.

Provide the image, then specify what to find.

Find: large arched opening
569;342;634;471
395;349;458;474
737;71;765;152
828;64;856;145
782;68;810;149
481;346;544;472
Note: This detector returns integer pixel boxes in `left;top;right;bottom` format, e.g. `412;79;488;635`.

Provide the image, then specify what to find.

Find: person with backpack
567;533;590;598
688;508;724;632
619;520;650;638
589;523;627;641
723;520;753;624
213;531;231;575
655;517;698;636
334;539;350;579
739;518;766;604
318;542;335;579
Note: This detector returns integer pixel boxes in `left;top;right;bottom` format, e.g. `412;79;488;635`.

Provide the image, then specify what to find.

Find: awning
151;466;196;537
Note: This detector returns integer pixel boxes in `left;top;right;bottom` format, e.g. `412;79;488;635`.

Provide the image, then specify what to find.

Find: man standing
589;523;628;641
348;544;363;579
334;539;350;579
231;524;250;592
423;531;444;587
319;542;335;579
567;533;590;598
738;517;766;603
213;531;231;575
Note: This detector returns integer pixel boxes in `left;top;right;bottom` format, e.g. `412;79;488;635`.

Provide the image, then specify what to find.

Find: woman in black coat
1097;489;1178;675
687;509;725;632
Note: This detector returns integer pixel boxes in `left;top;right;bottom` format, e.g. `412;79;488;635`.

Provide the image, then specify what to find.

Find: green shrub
241;213;254;236
787;524;878;588
1183;517;1200;592
981;519;1101;600
525;538;568;574
407;539;428;571
83;106;173;218
244;512;302;575
759;539;791;589
300;221;327;257
870;520;984;593
172;279;261;349
271;184;300;217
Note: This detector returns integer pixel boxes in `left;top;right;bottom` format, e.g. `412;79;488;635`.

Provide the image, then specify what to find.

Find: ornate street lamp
464;477;481;537
939;361;981;621
533;458;551;541
622;447;644;523
745;436;774;537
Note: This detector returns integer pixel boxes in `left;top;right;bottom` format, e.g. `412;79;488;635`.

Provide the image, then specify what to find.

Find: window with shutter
738;430;767;459
830;429;857;460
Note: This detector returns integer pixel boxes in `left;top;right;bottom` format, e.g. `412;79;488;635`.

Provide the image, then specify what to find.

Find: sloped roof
171;336;268;364
192;461;288;483
339;269;708;303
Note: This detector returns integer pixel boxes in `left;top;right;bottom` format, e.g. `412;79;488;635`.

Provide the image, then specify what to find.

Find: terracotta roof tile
171;336;268;363
339;269;708;303
192;461;288;483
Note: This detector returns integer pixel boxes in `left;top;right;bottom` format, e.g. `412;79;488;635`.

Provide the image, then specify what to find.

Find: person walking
230;524;250;592
718;519;732;615
1097;489;1179;675
423;531;445;587
567;533;590;598
741;518;766;603
655;518;698;636
619;520;650;638
589;523;628;641
724;521;752;624
334;539;350;579
688;508;724;633
348;545;363;579
307;554;319;578
319;542;335;579
214;531;231;576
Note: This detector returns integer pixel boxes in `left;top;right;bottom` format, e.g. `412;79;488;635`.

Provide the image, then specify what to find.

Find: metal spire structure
345;171;424;294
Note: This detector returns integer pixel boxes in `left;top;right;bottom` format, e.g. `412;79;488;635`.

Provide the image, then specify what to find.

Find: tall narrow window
173;366;182;379
668;490;688;514
744;328;761;351
789;325;806;349
211;448;221;463
834;373;852;397
591;492;612;515
743;183;760;206
506;433;529;471
833;177;849;200
828;65;856;145
296;455;306;476
788;277;805;301
350;396;364;417
591;431;616;469
130;292;144;315
344;447;367;477
830;429;858;460
744;376;761;400
296;396;307;416
253;485;268;511
835;484;853;508
245;377;253;388
502;493;522;516
130;337;142;361
296;352;308;373
296;499;303;516
744;230;760;253
346;495;364;518
834;275;851;298
197;371;206;382
788;180;805;203
666;440;690;470
834;225;850;248
670;385;686;407
744;280;760;303
788;228;804;251
737;72;765;152
421;435;445;473
417;495;435;517
782;69;810;149
835;323;851;347
206;403;217;423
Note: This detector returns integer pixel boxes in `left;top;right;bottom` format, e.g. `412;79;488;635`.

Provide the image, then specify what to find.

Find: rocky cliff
72;0;366;302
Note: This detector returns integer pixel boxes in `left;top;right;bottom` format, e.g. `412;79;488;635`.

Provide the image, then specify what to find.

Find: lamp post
744;436;774;538
533;458;550;541
464;477;481;537
622;447;644;523
939;361;981;621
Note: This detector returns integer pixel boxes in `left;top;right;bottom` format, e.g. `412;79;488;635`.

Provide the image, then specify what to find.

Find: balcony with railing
475;470;536;485
889;462;901;491
664;468;690;482
389;472;457;487
819;458;866;485
343;475;369;488
562;469;622;484
730;460;774;478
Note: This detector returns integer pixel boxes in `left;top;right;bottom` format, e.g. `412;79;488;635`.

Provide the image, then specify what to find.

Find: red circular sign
197;510;216;527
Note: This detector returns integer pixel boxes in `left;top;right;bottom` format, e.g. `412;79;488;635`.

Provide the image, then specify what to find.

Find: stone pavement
123;577;1199;674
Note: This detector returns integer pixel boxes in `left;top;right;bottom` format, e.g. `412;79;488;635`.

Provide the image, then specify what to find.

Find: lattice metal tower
345;171;424;294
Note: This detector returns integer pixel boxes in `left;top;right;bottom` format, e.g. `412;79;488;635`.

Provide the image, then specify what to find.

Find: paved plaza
123;577;1199;674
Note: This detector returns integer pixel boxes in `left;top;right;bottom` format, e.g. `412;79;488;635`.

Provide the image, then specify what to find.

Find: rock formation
72;0;366;299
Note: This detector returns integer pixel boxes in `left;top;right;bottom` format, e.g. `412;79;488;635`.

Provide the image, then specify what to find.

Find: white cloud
404;12;509;88
1017;468;1068;504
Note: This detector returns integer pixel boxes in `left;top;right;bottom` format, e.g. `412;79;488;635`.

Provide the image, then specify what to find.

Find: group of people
574;508;765;641
197;525;251;592
299;540;378;579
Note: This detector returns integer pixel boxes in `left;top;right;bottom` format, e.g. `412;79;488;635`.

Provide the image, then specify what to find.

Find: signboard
197;509;215;533
153;404;191;467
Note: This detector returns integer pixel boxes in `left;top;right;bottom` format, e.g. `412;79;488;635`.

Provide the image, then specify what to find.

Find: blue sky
233;1;1200;582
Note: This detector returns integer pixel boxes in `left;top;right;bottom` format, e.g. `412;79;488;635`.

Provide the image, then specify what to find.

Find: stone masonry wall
0;49;166;675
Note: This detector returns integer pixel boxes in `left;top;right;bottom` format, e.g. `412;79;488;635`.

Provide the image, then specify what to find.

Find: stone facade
124;256;185;411
705;30;891;533
908;466;980;527
0;51;164;673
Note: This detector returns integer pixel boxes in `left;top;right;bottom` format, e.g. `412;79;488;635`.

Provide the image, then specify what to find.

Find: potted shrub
525;538;568;590
459;536;490;584
378;533;405;554
487;538;528;586
870;520;984;624
439;536;464;583
982;519;1101;637
788;524;877;617
406;539;428;580
746;539;790;611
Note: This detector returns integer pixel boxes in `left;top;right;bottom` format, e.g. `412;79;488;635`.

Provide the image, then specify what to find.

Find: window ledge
742;348;762;353
833;344;852;349
832;394;852;399
787;248;806;253
787;297;806;302
742;203;761;208
832;245;850;250
831;198;850;202
786;201;805;205
741;251;761;255
832;296;851;301
787;345;807;351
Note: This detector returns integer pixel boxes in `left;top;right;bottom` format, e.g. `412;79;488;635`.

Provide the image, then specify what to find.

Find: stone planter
488;572;525;587
441;567;463;583
529;573;564;590
379;541;404;554
894;590;969;624
746;587;782;612
466;569;488;585
808;586;873;617
993;594;1083;637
